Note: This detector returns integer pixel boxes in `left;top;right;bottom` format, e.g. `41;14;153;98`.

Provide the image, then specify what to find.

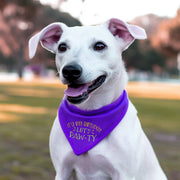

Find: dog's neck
73;70;128;110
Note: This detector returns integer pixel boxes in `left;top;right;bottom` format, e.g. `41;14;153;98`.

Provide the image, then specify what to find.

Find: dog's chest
50;102;139;179
62;151;120;180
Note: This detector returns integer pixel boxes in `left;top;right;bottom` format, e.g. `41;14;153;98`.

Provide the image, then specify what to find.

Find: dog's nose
62;63;82;82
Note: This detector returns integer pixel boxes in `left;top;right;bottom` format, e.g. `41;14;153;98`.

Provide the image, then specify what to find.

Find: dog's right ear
29;23;66;59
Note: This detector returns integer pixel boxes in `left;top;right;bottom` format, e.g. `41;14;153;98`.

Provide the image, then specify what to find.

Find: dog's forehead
61;24;112;42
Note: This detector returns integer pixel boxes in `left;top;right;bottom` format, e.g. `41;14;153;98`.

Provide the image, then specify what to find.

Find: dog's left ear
107;18;147;51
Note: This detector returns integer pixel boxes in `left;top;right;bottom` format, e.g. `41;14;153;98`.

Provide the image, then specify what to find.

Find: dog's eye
93;42;107;51
58;43;67;52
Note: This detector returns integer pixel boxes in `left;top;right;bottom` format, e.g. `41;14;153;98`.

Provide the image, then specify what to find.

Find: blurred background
0;0;179;180
0;0;180;81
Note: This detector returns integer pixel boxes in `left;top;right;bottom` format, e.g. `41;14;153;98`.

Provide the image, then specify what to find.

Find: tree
151;9;180;75
152;9;180;57
0;0;81;78
123;40;165;72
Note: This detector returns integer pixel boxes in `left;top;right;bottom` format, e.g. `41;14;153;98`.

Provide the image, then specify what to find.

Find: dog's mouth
64;75;106;104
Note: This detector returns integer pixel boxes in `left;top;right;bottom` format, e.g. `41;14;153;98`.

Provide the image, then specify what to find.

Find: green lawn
0;82;179;180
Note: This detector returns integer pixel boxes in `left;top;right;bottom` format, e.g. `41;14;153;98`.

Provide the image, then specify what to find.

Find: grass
0;82;179;180
130;97;180;133
130;97;180;180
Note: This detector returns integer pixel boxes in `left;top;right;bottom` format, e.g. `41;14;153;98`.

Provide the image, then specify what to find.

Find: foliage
0;52;15;71
152;9;180;57
123;40;165;72
0;0;81;78
0;1;180;76
124;9;180;74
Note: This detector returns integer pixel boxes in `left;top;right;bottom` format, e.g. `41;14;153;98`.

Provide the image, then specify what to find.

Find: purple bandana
58;90;129;156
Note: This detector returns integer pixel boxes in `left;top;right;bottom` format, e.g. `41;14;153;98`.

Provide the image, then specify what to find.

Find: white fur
29;19;167;180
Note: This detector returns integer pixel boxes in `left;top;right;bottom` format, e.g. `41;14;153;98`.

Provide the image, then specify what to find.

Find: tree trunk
16;44;24;79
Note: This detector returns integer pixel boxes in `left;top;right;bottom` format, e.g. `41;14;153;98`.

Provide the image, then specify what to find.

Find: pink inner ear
109;21;127;35
109;19;134;43
115;27;134;43
41;26;62;48
108;19;135;50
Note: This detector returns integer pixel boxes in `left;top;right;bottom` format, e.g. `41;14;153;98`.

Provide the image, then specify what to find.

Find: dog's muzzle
62;64;106;104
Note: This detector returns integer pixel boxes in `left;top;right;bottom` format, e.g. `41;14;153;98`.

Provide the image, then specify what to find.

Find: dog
29;18;167;180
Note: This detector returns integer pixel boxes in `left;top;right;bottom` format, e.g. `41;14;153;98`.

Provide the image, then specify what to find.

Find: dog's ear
29;23;66;59
107;18;147;51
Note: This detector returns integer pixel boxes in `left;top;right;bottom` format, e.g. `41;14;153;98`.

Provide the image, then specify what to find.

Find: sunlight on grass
0;113;19;122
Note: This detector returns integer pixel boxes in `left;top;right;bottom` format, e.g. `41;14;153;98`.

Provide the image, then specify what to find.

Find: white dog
29;18;167;180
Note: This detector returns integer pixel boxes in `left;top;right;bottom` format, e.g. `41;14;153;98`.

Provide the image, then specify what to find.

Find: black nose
62;63;82;82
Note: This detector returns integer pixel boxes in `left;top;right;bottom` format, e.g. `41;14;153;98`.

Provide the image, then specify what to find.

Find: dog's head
29;18;146;106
